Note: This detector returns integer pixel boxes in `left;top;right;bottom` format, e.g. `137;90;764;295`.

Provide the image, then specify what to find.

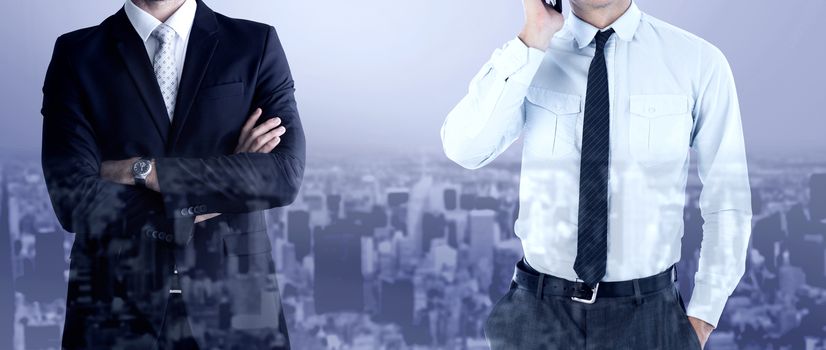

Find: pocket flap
223;230;272;256
198;81;244;100
630;94;690;118
526;88;581;115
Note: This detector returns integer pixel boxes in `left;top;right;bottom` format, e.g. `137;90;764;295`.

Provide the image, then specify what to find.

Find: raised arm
441;0;562;169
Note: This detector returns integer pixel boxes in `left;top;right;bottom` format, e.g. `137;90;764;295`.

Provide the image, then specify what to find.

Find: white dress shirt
124;0;196;85
441;2;752;327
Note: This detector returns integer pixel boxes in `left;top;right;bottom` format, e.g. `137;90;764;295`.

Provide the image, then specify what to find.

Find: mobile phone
545;0;562;13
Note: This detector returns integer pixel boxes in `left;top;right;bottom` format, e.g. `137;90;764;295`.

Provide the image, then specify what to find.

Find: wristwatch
132;158;153;187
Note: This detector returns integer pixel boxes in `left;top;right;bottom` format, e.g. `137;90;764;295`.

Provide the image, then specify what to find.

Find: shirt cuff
685;281;729;328
490;38;546;85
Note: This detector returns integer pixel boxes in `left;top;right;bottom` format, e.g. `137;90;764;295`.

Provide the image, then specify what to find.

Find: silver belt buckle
571;281;599;304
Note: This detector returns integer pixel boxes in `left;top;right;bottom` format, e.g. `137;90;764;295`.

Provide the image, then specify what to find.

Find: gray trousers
484;271;702;349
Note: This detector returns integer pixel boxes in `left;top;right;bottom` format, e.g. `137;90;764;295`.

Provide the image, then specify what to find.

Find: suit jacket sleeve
154;26;305;219
41;35;173;241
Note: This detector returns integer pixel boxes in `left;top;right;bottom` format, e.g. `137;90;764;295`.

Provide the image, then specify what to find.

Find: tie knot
151;24;176;45
594;29;615;51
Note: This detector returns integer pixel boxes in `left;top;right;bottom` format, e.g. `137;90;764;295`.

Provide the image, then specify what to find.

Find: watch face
132;160;151;177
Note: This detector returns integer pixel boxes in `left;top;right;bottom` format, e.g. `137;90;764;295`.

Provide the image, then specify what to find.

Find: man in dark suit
40;0;305;348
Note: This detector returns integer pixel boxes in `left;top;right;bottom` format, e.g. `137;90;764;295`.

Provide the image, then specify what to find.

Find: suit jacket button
180;208;189;216
166;235;174;243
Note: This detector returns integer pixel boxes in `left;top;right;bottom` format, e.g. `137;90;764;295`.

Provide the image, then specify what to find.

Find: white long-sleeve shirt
441;1;752;327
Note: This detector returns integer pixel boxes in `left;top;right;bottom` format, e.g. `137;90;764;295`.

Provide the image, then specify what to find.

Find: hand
194;213;221;224
234;108;286;154
519;0;565;51
688;316;714;349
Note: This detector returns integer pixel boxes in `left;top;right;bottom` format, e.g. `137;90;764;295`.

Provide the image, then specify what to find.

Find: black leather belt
512;259;676;304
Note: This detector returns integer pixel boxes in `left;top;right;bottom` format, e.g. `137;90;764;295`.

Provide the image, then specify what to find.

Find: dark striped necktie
573;28;615;288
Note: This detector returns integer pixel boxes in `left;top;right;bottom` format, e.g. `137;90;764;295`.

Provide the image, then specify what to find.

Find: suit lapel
110;8;171;145
168;1;219;151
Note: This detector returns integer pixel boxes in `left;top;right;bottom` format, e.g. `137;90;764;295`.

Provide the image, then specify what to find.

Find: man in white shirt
441;0;752;348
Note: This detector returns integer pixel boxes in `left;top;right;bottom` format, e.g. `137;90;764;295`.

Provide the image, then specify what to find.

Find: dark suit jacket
40;1;304;348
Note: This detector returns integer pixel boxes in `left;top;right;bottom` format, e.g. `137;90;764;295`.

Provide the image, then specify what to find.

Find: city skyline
2;153;825;349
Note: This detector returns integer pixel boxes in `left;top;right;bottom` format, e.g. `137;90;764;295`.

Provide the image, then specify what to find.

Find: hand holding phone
519;0;565;51
546;0;563;13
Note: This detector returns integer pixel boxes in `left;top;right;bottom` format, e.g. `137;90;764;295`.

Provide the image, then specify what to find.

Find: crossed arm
99;108;288;223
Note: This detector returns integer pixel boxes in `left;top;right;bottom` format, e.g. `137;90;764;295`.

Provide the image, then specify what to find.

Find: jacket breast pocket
198;81;244;100
629;94;693;166
524;88;582;158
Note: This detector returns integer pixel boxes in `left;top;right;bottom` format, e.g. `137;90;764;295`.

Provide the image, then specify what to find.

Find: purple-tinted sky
1;1;823;158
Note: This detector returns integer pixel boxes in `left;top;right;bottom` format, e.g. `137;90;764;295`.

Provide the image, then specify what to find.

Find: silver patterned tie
151;24;177;121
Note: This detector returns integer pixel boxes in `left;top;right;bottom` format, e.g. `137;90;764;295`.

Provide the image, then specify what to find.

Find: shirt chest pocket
524;88;582;158
629;94;693;166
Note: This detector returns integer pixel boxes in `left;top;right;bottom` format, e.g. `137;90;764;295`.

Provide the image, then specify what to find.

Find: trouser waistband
512;259;676;303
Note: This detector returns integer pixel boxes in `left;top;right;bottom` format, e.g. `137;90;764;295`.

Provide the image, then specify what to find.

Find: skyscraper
17;227;65;302
387;188;410;233
443;188;457;211
378;278;414;327
314;219;364;313
0;171;13;350
491;239;521;302
467;210;496;292
810;173;826;222
422;212;446;253
287;210;312;262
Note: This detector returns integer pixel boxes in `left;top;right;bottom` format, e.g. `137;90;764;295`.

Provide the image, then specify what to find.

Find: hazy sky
1;0;823;158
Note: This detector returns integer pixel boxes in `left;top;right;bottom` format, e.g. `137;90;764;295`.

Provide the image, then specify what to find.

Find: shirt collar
566;1;642;49
124;0;197;43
